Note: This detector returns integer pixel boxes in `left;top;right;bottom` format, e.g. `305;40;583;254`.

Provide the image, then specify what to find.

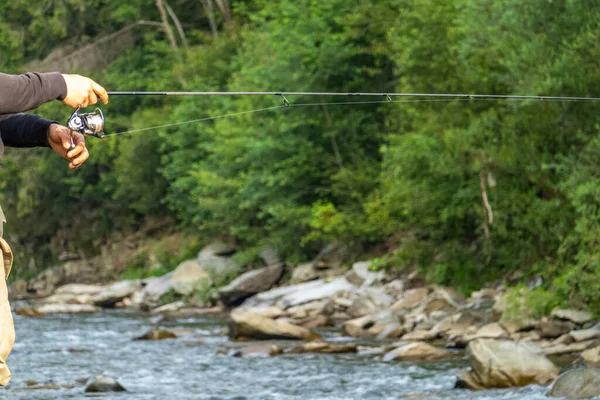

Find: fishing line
104;95;597;137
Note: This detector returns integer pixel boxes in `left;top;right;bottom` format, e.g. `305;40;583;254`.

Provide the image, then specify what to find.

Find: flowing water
4;310;552;399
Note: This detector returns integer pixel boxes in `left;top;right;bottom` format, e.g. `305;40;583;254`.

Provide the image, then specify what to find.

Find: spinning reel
66;106;105;149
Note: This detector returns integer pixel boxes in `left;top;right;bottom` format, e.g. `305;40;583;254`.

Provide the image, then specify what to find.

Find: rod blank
106;91;600;102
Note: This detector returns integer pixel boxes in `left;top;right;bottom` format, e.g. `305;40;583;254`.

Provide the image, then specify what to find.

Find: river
4;310;552;399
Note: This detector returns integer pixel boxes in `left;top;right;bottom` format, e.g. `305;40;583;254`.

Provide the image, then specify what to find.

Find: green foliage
4;0;600;314
502;286;566;321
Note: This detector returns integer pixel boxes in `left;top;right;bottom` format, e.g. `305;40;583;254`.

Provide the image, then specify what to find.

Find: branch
165;1;189;50
479;168;493;239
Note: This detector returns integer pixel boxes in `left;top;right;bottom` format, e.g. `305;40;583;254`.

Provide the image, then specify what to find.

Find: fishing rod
66;91;600;140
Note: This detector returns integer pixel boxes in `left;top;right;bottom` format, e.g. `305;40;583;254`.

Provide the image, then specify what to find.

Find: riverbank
7;241;600;397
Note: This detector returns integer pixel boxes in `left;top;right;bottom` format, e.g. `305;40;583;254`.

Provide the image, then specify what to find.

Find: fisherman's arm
0;114;89;169
0;72;108;114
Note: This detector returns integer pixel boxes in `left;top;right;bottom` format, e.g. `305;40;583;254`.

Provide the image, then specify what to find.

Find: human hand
47;124;90;170
61;74;109;108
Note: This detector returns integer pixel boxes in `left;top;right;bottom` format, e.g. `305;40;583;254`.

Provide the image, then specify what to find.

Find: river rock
134;327;177;341
313;241;351;269
218;264;284;307
93;280;142;307
343;309;401;338
132;273;173;310
455;339;559;389
549;368;600;398
383;342;452;362
228;311;321;341
583;346;600;368
14;306;44;317
290;263;320;284
401;329;435;341
543;339;600;356
39;293;94;305
391;288;430;312
35;304;101;314
229;344;283;358
171;260;212;295
347;287;394;318
552;309;593;325
463;322;510;342
539;318;575;339
571;323;600;342
151;301;185;314
376;323;406;340
430;311;485;338
241;277;357;309
345;261;385;287
55;283;105;296
285;342;358;354
84;375;127;393
197;242;239;275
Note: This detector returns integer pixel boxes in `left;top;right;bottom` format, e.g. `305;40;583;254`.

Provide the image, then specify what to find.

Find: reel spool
67;106;105;138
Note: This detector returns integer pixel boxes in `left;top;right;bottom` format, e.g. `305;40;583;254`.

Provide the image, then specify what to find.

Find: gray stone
171;260;212;295
197;241;236;258
289;263;320;284
345;261;385;287
35;304;101;314
583;346;600;368
228;311;321;341
241;277;357;309
391;288;429;312
539;318;575;339
571;323;600;342
549;368;600;398
132;273;173;310
84;375;127;393
219;264;284;307
259;247;280;266
456;339;559;389
551;309;593;325
347;287;394;318
383;342;452;361
55;284;105;296
92;280;142;307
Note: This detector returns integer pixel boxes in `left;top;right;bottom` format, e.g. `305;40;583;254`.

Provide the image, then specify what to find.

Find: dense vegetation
2;0;600;311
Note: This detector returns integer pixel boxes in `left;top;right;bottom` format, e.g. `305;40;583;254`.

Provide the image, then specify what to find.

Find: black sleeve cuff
0;114;53;148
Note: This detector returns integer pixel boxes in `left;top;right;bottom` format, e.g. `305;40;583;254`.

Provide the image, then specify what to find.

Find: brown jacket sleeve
0;72;67;114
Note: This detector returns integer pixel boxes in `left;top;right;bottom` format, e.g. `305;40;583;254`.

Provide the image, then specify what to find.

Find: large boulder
218;264;284;307
455;339;559;389
383;342;452;362
93;280;142;307
228;311;321;341
549;368;600;399
170;260;212;296
241;277;357;310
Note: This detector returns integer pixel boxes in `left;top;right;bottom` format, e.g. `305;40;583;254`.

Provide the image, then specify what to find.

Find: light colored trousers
0;208;15;385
